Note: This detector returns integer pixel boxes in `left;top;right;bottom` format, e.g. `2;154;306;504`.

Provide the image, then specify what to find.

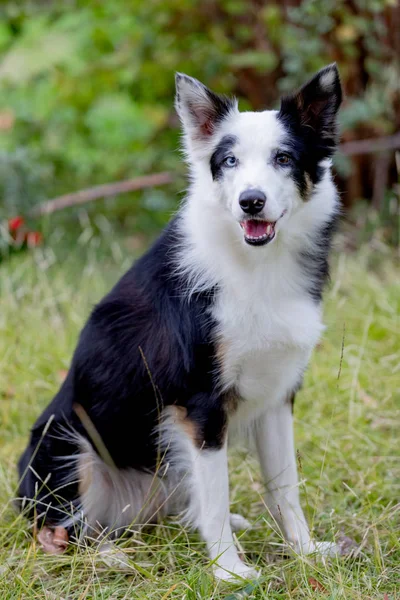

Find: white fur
320;69;336;90
177;104;338;408
192;443;258;581
177;112;337;425
57;433;171;534
76;437;169;533
255;402;336;556
175;98;340;577
159;408;258;581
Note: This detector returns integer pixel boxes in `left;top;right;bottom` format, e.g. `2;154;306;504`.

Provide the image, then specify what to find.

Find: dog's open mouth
240;219;276;246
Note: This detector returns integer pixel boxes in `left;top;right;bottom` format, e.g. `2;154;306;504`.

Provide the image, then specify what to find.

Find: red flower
6;215;43;250
8;215;25;232
25;231;43;247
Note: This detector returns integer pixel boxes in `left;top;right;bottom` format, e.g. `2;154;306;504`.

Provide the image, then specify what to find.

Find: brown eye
276;153;291;165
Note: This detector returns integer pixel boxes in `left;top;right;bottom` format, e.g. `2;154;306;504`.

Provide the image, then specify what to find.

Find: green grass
0;231;399;599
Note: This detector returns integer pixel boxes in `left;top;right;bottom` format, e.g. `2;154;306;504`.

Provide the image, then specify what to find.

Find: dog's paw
37;526;69;555
230;513;252;532
214;561;260;582
98;541;132;570
293;539;339;557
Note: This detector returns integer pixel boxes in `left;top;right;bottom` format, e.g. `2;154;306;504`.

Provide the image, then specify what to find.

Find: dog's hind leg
74;436;169;535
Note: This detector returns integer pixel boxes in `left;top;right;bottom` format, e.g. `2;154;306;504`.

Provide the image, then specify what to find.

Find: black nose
239;189;266;215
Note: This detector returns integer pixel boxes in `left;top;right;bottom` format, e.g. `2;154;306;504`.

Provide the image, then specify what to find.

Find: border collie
18;64;342;581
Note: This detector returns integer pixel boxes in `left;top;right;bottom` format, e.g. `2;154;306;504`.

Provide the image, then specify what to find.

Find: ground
0;230;398;599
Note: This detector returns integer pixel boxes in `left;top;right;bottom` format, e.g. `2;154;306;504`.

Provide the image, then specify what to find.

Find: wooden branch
30;171;173;217
372;151;391;210
339;132;400;156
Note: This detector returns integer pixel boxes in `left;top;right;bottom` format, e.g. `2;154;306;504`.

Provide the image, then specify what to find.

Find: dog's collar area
240;219;276;246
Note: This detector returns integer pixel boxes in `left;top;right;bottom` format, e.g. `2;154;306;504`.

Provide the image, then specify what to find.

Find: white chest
213;278;324;423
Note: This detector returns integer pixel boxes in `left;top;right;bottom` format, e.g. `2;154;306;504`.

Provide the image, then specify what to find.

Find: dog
18;64;342;581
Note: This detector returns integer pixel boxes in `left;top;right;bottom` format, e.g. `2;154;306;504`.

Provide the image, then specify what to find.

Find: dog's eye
224;156;238;168
276;153;291;165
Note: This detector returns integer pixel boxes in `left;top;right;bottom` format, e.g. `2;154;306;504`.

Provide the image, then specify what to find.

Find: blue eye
276;153;292;166
224;156;237;168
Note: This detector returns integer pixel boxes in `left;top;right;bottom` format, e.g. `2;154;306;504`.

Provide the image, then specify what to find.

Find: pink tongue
243;220;269;237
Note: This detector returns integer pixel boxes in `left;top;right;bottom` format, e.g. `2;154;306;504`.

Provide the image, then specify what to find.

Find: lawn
0;227;399;599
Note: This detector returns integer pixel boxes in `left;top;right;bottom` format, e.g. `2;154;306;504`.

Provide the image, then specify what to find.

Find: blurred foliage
0;0;398;235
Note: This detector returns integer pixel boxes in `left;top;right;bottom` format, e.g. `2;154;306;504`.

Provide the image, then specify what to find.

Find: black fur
17;217;228;527
210;135;237;180
277;64;342;196
298;214;339;303
276;66;341;297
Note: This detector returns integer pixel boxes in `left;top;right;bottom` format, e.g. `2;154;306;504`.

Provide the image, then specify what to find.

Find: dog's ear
279;64;342;154
175;73;236;141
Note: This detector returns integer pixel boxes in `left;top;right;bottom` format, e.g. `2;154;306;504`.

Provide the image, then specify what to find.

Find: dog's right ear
175;73;237;143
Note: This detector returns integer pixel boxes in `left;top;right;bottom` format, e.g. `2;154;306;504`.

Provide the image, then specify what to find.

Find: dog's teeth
244;223;277;244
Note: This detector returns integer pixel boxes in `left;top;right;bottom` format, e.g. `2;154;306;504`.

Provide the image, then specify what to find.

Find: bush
0;0;398;225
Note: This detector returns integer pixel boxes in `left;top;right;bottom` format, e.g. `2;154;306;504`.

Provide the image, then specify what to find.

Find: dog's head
175;65;342;247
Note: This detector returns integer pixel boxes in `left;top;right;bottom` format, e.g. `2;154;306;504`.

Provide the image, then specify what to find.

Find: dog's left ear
279;64;342;154
175;73;237;142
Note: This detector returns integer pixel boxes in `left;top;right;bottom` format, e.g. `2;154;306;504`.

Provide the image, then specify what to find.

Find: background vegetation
0;0;399;241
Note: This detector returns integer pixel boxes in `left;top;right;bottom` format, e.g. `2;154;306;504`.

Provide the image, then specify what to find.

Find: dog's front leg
164;400;258;580
191;439;259;581
255;401;337;556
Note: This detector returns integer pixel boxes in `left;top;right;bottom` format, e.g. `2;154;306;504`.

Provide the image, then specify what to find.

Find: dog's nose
239;189;266;215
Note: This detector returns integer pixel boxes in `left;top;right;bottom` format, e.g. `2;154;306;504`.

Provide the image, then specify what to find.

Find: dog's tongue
242;220;269;238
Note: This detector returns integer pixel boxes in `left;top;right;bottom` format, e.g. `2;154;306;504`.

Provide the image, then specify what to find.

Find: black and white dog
18;64;342;581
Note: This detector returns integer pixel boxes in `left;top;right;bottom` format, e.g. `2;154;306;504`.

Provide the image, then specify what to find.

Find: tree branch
30;171;174;217
339;132;400;156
